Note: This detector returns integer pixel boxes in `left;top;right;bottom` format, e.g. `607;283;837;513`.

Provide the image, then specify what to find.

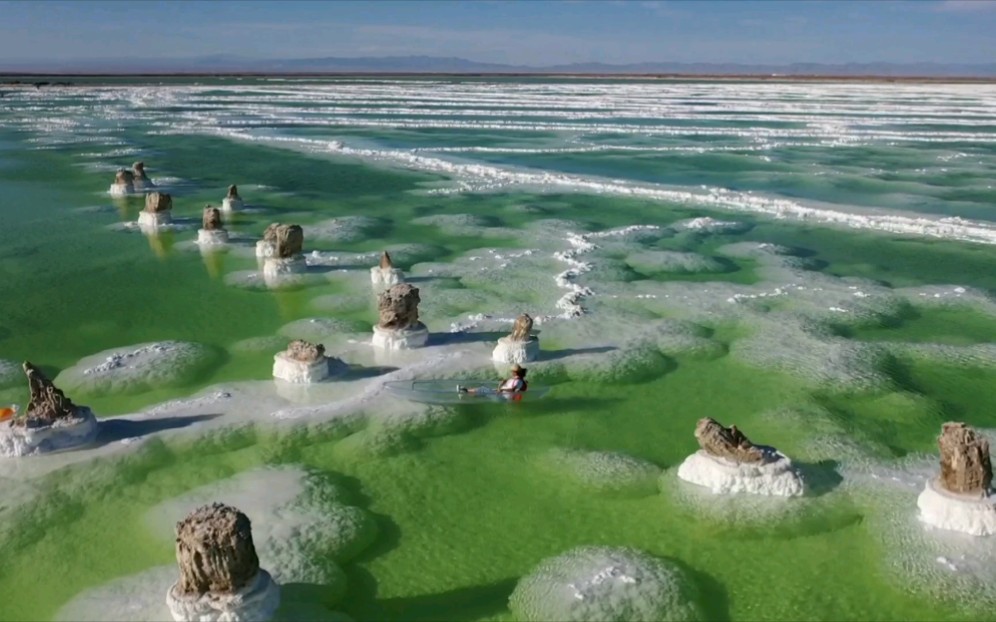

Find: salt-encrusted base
492;336;540;364
138;210;173;229
109;184;135;197
221;197;244;212
255;240;276;259
917;477;996;536
370;267;404;287
197;229;229;246
676;449;804;497
372;323;429;350
0;408;100;458
272;352;347;384
166;569;280;622
262;256;306;279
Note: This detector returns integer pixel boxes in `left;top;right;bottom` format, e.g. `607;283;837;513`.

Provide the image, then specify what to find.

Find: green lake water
0;77;995;621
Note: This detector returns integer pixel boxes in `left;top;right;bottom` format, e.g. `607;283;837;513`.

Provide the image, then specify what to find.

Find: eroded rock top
263;223;304;258
13;362;80;428
377;283;421;330
144;192;172;213
694;417;766;464
174;502;260;595
379;251;393;270
284;339;325;363
938;422;992;496
202;206;223;231
509;313;534;342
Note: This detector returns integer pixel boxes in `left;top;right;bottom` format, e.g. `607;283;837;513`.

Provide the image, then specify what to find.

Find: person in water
458;365;528;396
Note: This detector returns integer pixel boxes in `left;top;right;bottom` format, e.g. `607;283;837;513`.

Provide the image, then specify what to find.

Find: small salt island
272;339;346;384
256;223;306;284
166;503;280;622
131;161;155;191
221;184;244;213
0;362;99;458
137;192;173;231
917;422;996;536
372;283;428;350
676;417;804;497
370;250;404;287
109;169;135;196
197;206;228;246
493;313;540;364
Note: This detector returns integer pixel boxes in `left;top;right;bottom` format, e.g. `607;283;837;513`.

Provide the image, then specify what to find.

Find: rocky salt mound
0;362;99;457
509;546;703;622
197;206;228;246
917;422;996;536
167;503;281;622
272;340;347;384
55;341;218;396
677;418;804;497
58;467;373;621
493;313;540;364
372;284;428;350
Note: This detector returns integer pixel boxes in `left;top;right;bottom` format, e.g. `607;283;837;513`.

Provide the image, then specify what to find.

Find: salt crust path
58;466;364;622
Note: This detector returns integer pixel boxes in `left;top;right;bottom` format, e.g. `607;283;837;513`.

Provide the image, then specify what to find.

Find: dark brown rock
285;340;325;363
379;251;393;270
144;192;172;213
202;206;224;231
132;161;149;180
263;223;304;258
114;169;134;186
377;284;421;330
227;184;239;199
508;314;534;342
13;362;79;428
938;422;992;496
174;503;260;596
694;417;766;464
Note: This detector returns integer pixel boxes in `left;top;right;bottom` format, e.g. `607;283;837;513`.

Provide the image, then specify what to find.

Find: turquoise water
0;77;995;621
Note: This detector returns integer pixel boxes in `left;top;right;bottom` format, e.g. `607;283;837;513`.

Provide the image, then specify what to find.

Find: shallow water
0;77;995;621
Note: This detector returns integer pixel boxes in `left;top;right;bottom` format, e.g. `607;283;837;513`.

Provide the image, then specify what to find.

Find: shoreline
2;72;996;84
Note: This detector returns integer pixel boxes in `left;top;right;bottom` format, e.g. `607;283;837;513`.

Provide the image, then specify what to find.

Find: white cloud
934;0;996;12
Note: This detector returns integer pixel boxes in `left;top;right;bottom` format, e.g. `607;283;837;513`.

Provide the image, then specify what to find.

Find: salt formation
197;206;229;246
917;422;996;536
109;169;135;196
221;185;244;212
56;341;217;396
372;283;428;350
370;251;404;287
676;417;804;497
257;223;306;284
131;161;154;190
166;503;280;622
0;362;99;457
272;339;346;384
543;449;662;497
137;192;173;230
493;313;540;364
509;546;703;622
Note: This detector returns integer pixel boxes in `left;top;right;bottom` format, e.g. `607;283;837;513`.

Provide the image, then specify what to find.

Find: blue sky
2;0;995;67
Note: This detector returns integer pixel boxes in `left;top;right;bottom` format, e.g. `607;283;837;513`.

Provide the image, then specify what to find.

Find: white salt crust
509;546;702;622
221;197;244;212
166;570;280;622
676;450;804;497
0;408;99;458
138;211;173;229
492;336;540;364
272;353;347;384
370;266;404;287
372;324;429;350
56;341;215;396
197;229;229;246
918;478;996;537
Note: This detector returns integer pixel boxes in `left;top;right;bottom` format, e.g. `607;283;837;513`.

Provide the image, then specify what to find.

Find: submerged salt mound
305;216;385;243
509;546;703;622
0;359;18;388
147;466;376;586
730;316;891;393
889;342;996;370
542;449;662;497
412;213;515;238
56;565;177;622
55;341;219;396
564;343;673;385
625;250;726;274
900;285;996;316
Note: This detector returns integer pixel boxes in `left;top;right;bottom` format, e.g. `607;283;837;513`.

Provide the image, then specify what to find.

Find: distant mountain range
3;55;996;77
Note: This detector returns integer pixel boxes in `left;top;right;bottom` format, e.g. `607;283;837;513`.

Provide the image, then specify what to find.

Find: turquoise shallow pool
1;77;995;621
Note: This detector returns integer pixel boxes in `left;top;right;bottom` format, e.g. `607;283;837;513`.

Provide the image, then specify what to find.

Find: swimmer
458;365;528;396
